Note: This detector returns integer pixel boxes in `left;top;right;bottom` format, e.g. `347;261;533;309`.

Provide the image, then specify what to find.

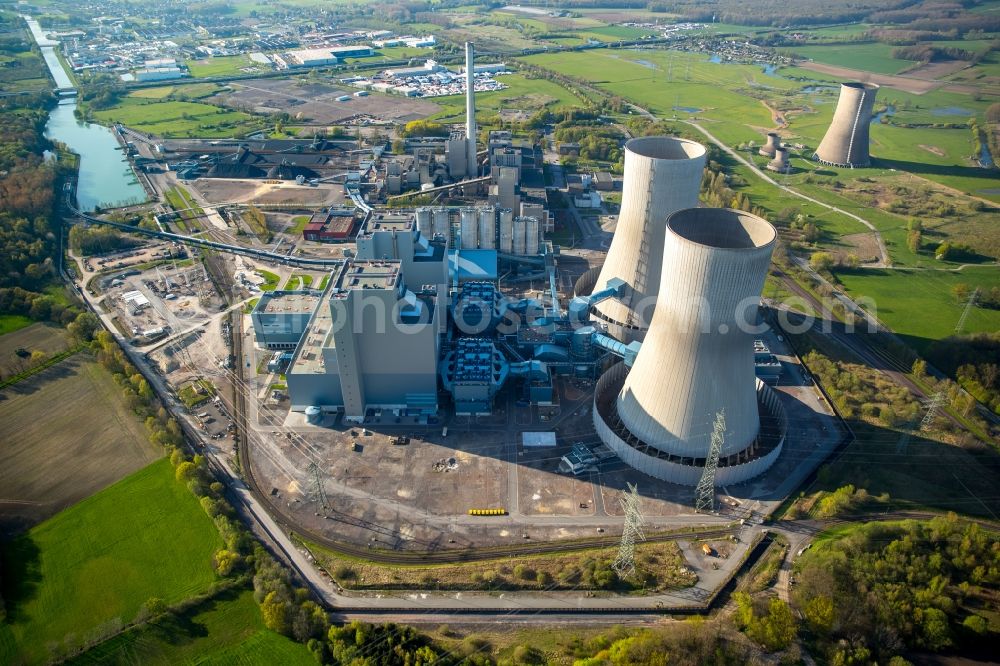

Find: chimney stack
465;42;477;178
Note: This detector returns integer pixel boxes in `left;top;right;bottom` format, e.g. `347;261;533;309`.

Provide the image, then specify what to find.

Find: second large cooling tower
590;136;706;343
593;208;788;486
814;82;879;168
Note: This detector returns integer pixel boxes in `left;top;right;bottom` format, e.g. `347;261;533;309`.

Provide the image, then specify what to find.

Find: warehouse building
250;289;324;350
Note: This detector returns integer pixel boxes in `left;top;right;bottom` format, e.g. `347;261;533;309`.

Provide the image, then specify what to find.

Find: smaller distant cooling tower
587;136;706;344
767;147;791;174
759;132;780;157
593;208;787;486
814;82;879;168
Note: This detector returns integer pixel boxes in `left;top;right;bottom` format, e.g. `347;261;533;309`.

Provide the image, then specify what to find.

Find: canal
24;15;147;211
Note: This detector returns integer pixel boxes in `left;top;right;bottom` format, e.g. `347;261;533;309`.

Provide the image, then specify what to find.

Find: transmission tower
612;483;645;579
308;461;328;509
694;410;726;513
955;287;980;334
895;391;945;454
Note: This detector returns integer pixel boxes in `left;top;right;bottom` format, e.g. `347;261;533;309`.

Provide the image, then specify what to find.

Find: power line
955;287;980;334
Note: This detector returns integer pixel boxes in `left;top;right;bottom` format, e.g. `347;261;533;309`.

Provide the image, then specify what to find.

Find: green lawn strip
177;379;215;408
0;459;223;665
0;345;84;390
289;215;311;234
257;270;280;292
0;314;34;336
66;589;314;666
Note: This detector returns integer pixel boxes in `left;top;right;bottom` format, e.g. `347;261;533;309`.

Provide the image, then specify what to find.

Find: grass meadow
833;266;1000;349
91;96;260;138
430;73;592;122
788;43;918;75
0;459;222;664
67;589;313;665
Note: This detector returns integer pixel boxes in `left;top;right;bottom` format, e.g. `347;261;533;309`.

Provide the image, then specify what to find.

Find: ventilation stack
759;132;780;157
589;136;706;343
814;82;879;168
593;208;787;485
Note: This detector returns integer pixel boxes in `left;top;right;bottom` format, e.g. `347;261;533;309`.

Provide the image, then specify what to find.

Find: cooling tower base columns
593;363;788;486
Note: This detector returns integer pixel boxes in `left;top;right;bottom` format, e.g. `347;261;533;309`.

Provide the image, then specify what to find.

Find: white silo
415;207;432;236
512;216;527;255
525;216;540;256
432;207;450;239
478;207;496;249
499;208;514;253
590;136;707;344
594;208;784;486
460;207;478;249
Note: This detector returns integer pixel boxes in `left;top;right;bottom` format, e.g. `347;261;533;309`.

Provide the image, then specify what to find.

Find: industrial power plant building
814;82;879;168
246;130;789;490
285;260;440;420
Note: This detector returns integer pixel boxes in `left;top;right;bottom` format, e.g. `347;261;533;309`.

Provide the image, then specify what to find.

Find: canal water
24;16;146;211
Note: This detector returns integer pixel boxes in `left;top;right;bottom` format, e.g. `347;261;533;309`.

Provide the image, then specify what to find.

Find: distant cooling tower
767;146;791;174
587;136;706;343
593;208;788;485
814;82;879;168
759;132;780;157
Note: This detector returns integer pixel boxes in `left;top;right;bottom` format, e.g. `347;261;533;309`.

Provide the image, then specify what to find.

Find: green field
789;43;918;75
68;589;314;665
187;55;266;78
0;459;223;664
91;96;261;138
257;269;280;291
0;314;33;335
834;266;1000;349
430;72;592;122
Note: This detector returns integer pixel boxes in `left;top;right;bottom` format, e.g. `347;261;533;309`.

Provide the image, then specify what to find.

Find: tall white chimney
465;42;477;178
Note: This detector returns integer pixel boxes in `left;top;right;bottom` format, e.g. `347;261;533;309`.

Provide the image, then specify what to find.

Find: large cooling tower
593;208;787;486
589;136;706;343
814;82;879;168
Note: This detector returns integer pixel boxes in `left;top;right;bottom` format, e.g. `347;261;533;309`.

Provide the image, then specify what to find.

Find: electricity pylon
694;410;726;513
612;483;645;579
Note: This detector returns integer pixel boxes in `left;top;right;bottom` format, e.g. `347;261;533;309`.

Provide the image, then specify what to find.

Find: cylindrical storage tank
512;216;527;256
305;405;322;424
615;208;776;461
499;208;514;253
814;82;879;167
432;207;450;239
478;207;495;249
572;326;595;359
415;207;432;236
460;207;478;249
525;216;540;256
759;132;780;157
591;137;707;344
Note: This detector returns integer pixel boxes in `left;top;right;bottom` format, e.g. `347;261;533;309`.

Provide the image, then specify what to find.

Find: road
680;120;891;268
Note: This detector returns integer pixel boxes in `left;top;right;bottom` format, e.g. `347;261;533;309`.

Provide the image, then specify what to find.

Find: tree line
791;515;998;662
